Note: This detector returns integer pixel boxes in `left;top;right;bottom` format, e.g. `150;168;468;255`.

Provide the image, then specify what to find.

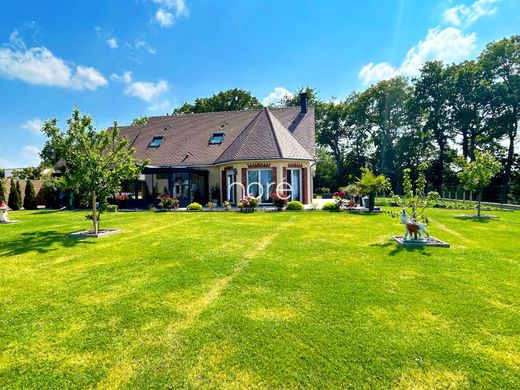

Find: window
210;132;225;144
247;169;273;203
286;168;301;202
149;135;164;147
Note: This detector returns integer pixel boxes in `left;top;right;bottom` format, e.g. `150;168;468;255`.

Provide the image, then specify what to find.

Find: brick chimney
300;92;307;114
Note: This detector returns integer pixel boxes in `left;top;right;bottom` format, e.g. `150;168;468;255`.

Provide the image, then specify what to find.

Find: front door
286;168;302;202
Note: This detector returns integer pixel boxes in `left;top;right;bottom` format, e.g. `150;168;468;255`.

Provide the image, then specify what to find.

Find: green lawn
1;209;519;388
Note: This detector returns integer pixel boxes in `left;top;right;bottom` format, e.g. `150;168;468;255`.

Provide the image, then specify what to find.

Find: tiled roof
118;106;315;166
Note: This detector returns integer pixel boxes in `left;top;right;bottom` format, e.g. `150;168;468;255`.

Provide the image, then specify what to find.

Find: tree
23;179;38;210
446;61;493;161
11;166;43;180
315;99;351;187
0;168;4;179
41;109;147;234
280;87;321;108
356;76;412;188
457;152;501;216
355;168;390;211
479;36;520;203
131;116;149;126
314;148;336;192
413;61;452;188
8;179;22;210
173;89;262;114
392;164;440;223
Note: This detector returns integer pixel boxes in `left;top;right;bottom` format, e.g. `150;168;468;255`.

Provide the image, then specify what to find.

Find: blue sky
0;0;519;168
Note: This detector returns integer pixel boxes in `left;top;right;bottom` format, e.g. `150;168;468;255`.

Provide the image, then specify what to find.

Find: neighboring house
118;93;315;206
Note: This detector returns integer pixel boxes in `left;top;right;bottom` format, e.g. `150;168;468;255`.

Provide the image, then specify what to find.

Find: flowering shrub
115;193;129;201
270;192;288;210
206;201;217;209
187;202;203;211
238;195;259;210
222;201;232;211
159;194;179;210
322;201;340;211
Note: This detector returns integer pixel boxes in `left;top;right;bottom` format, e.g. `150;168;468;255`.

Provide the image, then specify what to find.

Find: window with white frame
247;169;273;203
286;168;302;202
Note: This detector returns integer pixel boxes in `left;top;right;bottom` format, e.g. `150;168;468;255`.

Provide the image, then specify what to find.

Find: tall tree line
171;36;519;203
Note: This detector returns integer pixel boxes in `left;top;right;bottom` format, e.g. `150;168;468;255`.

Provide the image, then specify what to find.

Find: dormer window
149;135;164;147
210;132;224;145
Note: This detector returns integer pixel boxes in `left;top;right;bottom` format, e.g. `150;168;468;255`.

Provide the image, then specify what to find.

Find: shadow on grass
0;230;92;257
371;241;431;257
453;215;495;223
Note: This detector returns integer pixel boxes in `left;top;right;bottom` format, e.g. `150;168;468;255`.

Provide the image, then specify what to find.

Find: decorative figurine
0;200;10;223
400;209;429;240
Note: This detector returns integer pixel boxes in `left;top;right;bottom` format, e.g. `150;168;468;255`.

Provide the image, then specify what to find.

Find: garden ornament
0;200;10;223
400;209;429;240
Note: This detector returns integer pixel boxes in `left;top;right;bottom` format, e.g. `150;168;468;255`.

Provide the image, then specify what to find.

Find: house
118;93;315;207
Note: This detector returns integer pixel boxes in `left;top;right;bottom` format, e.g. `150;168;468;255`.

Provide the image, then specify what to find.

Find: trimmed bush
186;202;203;211
8;179;22;210
286;201;304;210
0;180;5;202
23;179;38;210
321;201;340;211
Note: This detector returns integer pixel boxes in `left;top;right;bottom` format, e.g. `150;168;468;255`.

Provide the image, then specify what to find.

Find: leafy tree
280;87;321;108
446;61;493;161
0;168;4;179
413;61;452;188
457;151;501;216
315;99;352;186
314;148;336;192
392;164;440;223
356;76;412;188
479;36;520;203
41;108;148;234
8;179;22;210
23;179;38;210
131;116;149;126
173;89;262;114
355;168;390;211
11;166;42;180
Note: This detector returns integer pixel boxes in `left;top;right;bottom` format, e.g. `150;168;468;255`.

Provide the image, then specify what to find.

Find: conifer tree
23;179;38;210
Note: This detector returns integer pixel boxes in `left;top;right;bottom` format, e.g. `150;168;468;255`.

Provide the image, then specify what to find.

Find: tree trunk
92;191;98;234
500;129;516;204
477;192;482;217
469;133;476;162
461;129;469;159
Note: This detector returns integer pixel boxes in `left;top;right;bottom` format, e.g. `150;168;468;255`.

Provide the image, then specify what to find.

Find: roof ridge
265;108;283;158
214;109;264;163
153;108;264;119
266;109;311;159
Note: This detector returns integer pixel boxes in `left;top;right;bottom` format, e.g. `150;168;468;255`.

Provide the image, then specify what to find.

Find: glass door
226;171;236;203
286;168;301;202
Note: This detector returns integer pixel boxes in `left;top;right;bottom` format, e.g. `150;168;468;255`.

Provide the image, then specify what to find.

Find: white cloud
0;32;108;90
358;62;400;85
22;145;41;166
443;0;498;27
147;99;171;112
125;79;168;102
21;118;43;135
262;87;293;106
156;9;174;27
135;40;156;54
153;0;188;27
358;27;476;84
111;70;133;83
106;38;118;49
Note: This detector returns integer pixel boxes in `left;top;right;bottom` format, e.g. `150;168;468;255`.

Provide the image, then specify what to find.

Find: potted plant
159;194;179;210
355;168;390;211
222;200;232;211
270;192;288;211
115;193;129;209
206;201;217;210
